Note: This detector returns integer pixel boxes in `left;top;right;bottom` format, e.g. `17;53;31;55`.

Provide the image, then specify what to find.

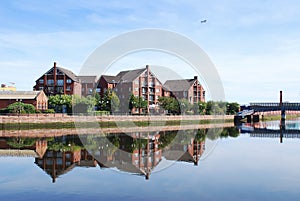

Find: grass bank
0;119;233;130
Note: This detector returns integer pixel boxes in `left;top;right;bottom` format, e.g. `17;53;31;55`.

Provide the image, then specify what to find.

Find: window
39;79;44;84
39;87;44;90
66;79;72;84
134;80;139;84
183;91;188;98
47;79;54;86
56;87;64;93
57;79;64;86
129;87;131;91
134;88;138;92
156;88;160;93
66;86;71;91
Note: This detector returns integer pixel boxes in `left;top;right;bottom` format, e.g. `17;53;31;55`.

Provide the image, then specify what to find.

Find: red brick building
33;62;81;97
98;65;163;114
0;90;48;110
77;75;98;97
163;76;205;104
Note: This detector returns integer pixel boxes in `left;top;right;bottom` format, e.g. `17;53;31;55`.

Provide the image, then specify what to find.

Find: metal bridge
248;102;300;112
235;91;300;122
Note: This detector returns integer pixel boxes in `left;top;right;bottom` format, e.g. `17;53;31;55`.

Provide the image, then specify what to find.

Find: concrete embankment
0;122;234;137
0;114;234;124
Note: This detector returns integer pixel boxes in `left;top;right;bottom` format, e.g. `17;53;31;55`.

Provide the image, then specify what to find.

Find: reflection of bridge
238;121;300;143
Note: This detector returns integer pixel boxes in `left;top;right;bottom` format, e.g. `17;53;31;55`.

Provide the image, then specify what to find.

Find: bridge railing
249;103;300;112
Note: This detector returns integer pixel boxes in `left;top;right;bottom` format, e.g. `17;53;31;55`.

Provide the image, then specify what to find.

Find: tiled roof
116;68;146;83
0;91;43;99
77;76;97;83
163;79;195;92
101;75;118;83
57;67;78;82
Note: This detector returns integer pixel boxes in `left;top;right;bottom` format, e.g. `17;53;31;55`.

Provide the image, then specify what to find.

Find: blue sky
0;0;300;104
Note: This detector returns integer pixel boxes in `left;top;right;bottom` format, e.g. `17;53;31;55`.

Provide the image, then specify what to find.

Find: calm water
1;120;300;201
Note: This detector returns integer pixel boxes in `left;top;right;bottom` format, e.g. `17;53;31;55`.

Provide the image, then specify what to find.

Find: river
0;120;300;201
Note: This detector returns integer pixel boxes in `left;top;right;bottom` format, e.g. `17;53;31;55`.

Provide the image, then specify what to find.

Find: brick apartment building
34;62;82;96
98;65;163;114
77;75;98;97
163;76;205;104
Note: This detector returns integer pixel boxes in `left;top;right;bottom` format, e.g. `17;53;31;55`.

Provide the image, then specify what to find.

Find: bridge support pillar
246;115;252;123
253;115;260;123
234;116;243;124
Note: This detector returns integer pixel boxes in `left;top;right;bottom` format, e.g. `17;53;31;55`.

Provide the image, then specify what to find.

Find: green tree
198;101;207;115
99;90;120;113
7;102;36;114
227;102;240;115
158;96;181;115
73;95;97;114
48;94;72;113
111;91;120;112
128;94;147;114
178;99;192;115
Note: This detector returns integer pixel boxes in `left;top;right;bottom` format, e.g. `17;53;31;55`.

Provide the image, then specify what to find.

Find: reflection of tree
206;127;223;140
195;129;206;142
158;131;177;149
219;127;240;138
6;137;37;149
47;136;83;152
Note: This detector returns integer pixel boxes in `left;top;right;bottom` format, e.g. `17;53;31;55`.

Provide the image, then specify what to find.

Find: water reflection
238;120;300;143
0;127;239;182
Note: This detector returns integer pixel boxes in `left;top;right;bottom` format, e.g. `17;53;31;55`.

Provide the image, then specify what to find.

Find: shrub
43;109;55;114
7;102;36;114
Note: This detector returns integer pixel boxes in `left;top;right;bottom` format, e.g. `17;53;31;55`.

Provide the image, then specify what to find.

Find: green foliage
128;93;147;114
111;92;120;112
227;102;240;115
73;95;97;114
43;109;55;114
48;94;72;113
178;99;192;115
7;137;37;148
99;90;120;113
6;102;36;114
158;96;180;115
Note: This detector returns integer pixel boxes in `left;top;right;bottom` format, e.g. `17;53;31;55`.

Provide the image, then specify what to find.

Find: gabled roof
163;78;196;92
116;68;146;83
35;64;78;82
101;75;118;83
0;91;44;100
77;75;97;84
56;67;78;82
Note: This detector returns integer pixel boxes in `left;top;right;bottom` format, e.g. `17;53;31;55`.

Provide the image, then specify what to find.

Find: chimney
194;76;198;80
54;62;57;68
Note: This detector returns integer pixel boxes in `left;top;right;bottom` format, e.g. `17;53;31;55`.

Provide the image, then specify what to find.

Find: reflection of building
0;138;47;158
163;132;205;166
0;90;48;110
35;149;96;183
96;132;162;180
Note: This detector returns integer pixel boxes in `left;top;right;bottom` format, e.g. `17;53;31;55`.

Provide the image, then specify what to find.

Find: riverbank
0;122;234;137
0;114;234;130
